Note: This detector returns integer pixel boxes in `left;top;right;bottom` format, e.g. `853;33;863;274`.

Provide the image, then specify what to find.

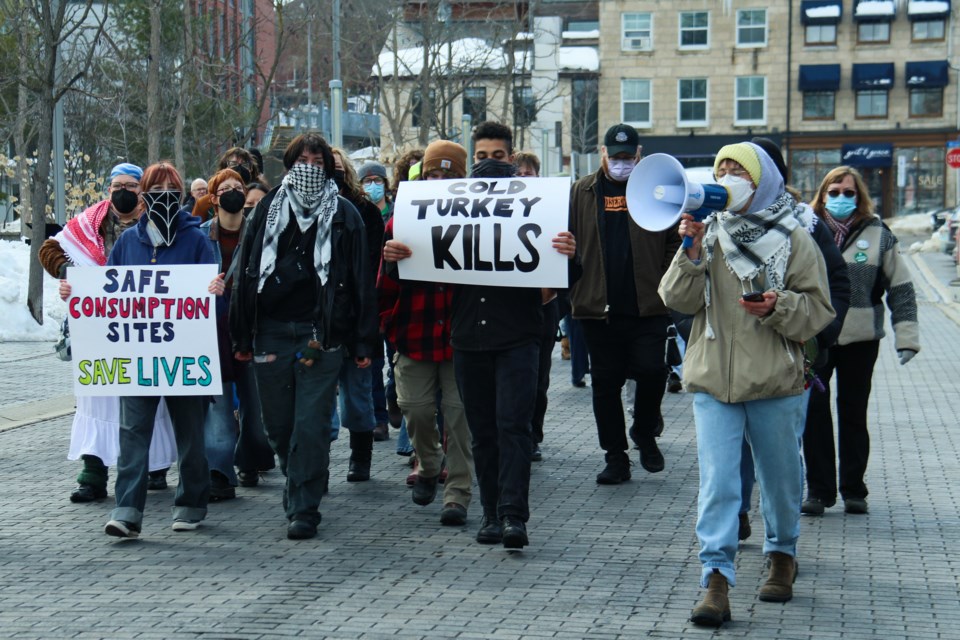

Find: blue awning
852;63;895;90
799;64;841;91
801;1;843;24
841;143;893;168
907;0;951;21
906;60;950;87
855;0;896;22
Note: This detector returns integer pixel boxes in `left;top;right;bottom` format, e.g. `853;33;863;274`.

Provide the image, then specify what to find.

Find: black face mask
242;206;254;217
142;190;183;246
234;164;252;184
470;158;517;179
218;190;246;214
333;169;346;192
111;188;139;215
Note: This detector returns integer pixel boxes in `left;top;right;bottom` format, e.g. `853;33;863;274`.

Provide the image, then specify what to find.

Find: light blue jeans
740;387;811;515
693;392;804;588
203;382;238;485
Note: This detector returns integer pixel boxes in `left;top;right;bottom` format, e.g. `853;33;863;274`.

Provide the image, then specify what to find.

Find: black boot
347;430;374;482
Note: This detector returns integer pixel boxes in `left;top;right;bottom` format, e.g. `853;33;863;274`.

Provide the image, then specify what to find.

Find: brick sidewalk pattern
0;263;958;638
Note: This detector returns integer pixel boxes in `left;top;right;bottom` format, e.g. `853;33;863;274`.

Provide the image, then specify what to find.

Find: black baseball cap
603;124;641;156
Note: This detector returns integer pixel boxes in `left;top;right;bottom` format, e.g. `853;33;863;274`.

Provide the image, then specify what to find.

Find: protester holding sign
380;140;475;528
44;163;178;505
229;132;377;541
569;123;681;486
96;161;217;538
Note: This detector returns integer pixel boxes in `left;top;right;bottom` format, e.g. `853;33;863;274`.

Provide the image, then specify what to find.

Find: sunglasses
827;189;857;198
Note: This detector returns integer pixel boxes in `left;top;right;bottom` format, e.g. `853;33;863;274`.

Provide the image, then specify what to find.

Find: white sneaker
172;519;201;532
104;519;139;538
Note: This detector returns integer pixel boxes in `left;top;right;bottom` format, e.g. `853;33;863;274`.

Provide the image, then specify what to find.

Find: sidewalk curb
908;253;960;327
0;396;75;433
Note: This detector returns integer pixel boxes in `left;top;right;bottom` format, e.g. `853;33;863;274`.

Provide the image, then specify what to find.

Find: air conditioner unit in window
623;37;652;51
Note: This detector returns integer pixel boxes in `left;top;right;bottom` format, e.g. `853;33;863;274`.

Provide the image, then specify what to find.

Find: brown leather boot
690;570;730;628
758;552;798;602
560;337;571;360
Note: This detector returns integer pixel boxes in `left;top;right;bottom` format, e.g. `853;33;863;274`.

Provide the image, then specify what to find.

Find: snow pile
559;47;599;71
889;212;933;235
855;1;896;18
374;37;532;78
908;1;950;16
806;5;841;20
0;239;67;342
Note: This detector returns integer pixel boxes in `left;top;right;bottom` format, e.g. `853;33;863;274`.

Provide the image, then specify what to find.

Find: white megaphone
626;153;730;248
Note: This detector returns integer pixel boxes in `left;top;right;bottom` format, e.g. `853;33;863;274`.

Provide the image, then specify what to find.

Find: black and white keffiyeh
257;163;339;291
703;191;800;291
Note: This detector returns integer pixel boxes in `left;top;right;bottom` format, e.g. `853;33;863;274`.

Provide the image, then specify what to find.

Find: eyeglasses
361;176;385;186
827;189;857;198
226;161;252;170
110;182;139;191
715;168;750;179
216;186;245;196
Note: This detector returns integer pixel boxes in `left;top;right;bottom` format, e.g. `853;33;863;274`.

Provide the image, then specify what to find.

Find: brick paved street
1;251;958;639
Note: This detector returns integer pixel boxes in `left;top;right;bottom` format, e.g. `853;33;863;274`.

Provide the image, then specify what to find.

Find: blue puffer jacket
107;209;215;267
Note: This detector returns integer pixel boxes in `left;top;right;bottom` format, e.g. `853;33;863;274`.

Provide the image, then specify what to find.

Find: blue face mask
825;194;857;220
364;183;385;203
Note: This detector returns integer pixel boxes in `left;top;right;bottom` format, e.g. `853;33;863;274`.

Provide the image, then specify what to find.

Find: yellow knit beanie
714;143;762;185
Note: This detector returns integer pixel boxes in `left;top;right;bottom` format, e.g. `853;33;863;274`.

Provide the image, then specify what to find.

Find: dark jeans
372;353;388;425
111;395;210;527
234;360;276;472
253;319;341;526
582;315;669;455
532;300;559;444
803;340;880;502
565;316;590;384
454;342;539;522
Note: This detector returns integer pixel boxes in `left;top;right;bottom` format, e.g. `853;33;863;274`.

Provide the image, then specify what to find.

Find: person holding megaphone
658;143;835;627
568;123;681;485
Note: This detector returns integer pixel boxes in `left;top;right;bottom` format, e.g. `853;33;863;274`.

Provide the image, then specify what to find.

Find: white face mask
717;174;755;213
607;158;637;182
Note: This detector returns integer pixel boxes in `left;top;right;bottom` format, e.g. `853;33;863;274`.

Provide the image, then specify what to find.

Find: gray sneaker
105;519;140;538
172;519;201;532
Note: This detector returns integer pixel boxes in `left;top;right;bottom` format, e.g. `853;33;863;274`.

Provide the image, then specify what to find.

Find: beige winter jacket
658;227;835;403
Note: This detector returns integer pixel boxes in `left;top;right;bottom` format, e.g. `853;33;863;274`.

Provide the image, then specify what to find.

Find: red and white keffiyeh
54;199;111;267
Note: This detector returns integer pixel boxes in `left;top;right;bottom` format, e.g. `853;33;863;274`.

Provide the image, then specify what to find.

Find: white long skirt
67;396;178;471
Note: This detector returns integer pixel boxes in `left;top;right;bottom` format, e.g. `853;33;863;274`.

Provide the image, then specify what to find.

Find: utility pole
51;0;65;224
330;0;343;147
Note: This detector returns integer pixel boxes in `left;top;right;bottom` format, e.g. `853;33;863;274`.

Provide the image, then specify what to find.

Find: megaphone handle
682;235;695;249
681;208;710;250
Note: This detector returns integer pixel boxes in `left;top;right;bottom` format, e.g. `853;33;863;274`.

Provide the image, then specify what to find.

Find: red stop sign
948;147;960;168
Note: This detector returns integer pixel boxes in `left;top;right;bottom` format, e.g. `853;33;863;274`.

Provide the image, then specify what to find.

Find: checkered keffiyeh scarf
704;191;800;291
820;210;853;248
258;163;339;291
54;199;111;266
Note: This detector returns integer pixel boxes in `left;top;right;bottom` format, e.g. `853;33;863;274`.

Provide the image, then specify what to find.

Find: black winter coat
229;186;378;358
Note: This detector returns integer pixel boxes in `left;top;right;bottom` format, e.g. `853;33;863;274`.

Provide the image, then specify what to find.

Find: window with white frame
678;78;708;125
679;11;709;48
737;9;767;46
621;79;652;127
622;12;653;51
735;76;766;124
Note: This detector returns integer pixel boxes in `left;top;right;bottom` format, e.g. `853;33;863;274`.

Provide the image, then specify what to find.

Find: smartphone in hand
741;291;765;303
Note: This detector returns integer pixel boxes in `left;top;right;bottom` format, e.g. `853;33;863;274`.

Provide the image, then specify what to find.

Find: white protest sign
393;177;570;288
67;264;222;396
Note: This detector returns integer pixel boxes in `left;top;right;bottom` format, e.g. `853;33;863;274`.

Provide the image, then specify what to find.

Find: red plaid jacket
377;218;454;362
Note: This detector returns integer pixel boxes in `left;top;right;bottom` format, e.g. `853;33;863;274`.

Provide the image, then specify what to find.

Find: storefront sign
841;143;893;167
393;177;569;288
67;265;221;396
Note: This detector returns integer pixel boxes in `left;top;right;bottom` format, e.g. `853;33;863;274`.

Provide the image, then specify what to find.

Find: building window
912;20;946;41
567;20;599;32
858;22;890;43
910;88;944;117
411;89;436;128
679;11;709;48
622;12;653;51
462;87;487;123
621;79;652;127
856;90;889;118
803;92;836;119
678;78;708;126
737;9;767;47
805;24;837;45
898;146;946;212
735;76;766;124
571;77;599;153
791;148;842;202
513;86;536;127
